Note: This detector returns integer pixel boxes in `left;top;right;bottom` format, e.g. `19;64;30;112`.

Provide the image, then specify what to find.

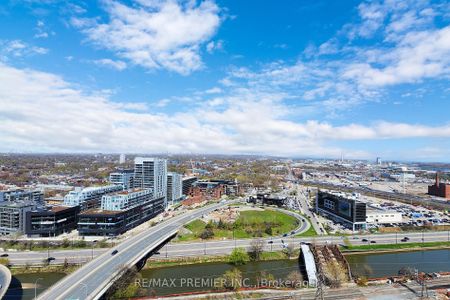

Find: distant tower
436;172;440;187
376;157;382;165
119;154;126;164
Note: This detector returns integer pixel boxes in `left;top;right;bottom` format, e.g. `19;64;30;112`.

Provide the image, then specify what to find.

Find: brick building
428;173;450;199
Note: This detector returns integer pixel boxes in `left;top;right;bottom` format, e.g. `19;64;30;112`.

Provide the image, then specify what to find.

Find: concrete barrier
0;263;12;299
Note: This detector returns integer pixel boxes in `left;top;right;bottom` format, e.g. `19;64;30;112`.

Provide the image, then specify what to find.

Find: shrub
228;248;249;266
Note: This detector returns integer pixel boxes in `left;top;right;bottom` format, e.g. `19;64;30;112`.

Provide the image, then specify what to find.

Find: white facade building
366;208;403;224
167;172;182;205
63;185;123;207
109;170;134;190
101;189;153;211
134;157;167;207
119;154;126;164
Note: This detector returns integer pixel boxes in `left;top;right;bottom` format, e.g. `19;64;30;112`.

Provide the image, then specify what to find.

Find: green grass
145;250;298;270
175;209;299;242
342;241;450;252
295;223;318;237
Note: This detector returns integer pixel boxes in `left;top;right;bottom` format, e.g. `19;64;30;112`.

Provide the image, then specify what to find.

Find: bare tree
248;238;265;261
283;243;296;259
322;261;348;288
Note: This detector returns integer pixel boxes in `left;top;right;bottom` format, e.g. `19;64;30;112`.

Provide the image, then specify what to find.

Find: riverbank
145;249;299;269
341;241;450;254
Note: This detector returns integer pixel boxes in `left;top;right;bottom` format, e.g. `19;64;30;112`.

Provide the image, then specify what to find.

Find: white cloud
0;40;49;59
1;63;450;159
206;39;224;53
344;26;450;86
93;58;127;71
72;0;222;75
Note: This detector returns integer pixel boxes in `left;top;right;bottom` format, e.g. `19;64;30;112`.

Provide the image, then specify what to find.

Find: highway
37;201;227;300
6;230;450;266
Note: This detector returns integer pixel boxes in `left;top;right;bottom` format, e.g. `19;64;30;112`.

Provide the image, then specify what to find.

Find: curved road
0;263;11;299
37;201;228;300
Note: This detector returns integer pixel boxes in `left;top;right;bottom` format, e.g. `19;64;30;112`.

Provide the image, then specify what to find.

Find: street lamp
91;240;98;260
34;277;43;299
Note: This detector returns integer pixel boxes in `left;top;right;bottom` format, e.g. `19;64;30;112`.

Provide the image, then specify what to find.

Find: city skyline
0;0;450;161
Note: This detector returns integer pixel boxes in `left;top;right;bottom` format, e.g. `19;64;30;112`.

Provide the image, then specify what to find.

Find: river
6;249;450;299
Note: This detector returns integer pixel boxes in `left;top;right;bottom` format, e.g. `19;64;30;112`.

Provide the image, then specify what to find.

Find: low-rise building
0;201;36;235
182;176;197;196
428;173;450;199
63;185;123;210
78;189;164;236
366;207;403;224
0;188;44;204
25;206;80;237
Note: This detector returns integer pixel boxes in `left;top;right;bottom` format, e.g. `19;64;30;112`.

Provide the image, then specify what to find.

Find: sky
0;0;449;162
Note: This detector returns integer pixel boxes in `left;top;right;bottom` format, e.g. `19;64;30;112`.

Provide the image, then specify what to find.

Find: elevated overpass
0;264;11;299
38;201;227;300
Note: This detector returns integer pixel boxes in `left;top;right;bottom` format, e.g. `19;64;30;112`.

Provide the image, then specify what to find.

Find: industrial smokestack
436;172;440;187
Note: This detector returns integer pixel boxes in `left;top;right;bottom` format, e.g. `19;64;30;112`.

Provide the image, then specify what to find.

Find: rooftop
80;208;120;215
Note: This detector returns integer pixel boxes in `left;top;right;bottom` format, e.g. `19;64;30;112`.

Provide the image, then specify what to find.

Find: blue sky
0;0;449;161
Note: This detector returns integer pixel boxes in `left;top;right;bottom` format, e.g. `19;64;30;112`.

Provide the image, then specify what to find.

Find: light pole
91;240;97;260
34;277;43;299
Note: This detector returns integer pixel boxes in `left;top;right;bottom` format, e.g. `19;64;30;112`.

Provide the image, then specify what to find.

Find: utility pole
314;269;324;300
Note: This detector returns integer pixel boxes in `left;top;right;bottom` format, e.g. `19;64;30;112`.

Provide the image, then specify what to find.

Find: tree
217;219;226;230
218;268;243;290
248;239;264;261
283;243;296;259
199;228;214;240
62;238;70;248
63;258;69;270
228;248;249;266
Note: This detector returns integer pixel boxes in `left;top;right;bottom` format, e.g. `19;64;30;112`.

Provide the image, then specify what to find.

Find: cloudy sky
0;0;449;161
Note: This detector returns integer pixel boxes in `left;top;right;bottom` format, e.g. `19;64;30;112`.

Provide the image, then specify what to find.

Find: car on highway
370;240;377;244
0;254;8;257
401;238;408;242
47;257;55;262
111;249;118;255
291;231;296;235
403;237;410;241
283;233;288;237
361;238;368;242
268;241;273;244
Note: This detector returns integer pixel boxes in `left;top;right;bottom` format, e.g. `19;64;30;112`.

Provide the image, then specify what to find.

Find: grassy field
176;209;299;242
342;241;450;252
